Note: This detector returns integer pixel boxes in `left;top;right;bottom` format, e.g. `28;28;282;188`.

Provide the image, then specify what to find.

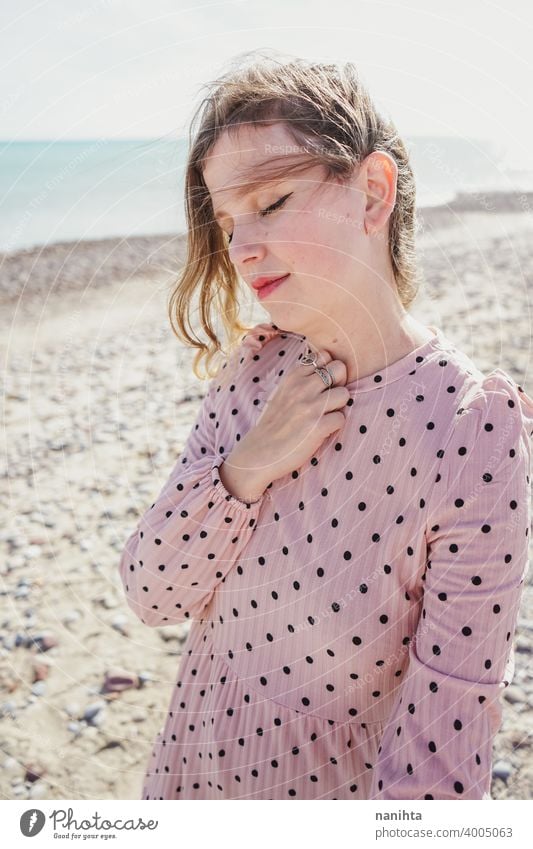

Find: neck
304;313;436;385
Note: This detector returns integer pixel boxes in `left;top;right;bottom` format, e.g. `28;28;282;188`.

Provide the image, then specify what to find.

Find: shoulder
445;367;533;481
211;322;286;393
425;329;533;449
457;368;533;433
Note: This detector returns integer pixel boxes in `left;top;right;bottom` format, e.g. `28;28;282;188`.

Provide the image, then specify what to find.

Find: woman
118;55;533;800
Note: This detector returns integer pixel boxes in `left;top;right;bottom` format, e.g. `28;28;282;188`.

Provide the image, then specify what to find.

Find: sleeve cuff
210;461;267;511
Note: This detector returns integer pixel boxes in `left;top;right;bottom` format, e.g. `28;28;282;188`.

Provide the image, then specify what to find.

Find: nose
228;237;267;269
227;220;268;269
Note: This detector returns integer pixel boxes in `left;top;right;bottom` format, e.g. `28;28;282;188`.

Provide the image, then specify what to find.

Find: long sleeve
369;369;533;800
117;369;267;628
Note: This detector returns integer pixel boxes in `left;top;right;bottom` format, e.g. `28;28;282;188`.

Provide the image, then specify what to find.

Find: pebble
111;614;129;636
62;609;81;626
103;669;139;693
98;594;119;610
24;762;46;783
503;685;526;705
32;660;51;681
31;681;46;697
83;701;106;724
0;701;17;718
29;633;59;652
515;636;530;653
29;781;47;799
64;702;80;718
493;760;513;782
89;709;106;727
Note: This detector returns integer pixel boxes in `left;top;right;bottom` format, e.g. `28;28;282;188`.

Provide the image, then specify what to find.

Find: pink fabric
118;323;533;800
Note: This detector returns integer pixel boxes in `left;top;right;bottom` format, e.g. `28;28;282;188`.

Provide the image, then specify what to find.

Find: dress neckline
277;324;447;393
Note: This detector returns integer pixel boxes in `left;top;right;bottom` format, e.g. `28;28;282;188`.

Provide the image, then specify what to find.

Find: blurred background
1;0;533;800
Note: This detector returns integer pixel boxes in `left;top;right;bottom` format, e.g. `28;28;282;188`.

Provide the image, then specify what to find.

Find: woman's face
202;121;395;341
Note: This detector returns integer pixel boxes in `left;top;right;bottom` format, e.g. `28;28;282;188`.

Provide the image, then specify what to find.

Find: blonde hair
169;51;423;382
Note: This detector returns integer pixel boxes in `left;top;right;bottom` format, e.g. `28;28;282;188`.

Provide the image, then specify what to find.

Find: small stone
62;610;81;626
492;760;512;781
30;633;59;652
89;709;106;727
29;781;47;799
102;669;139;693
31;681;46;697
83;701;106;723
32;660;51;682
64;702;80;718
503;684;526;704
24;762;46;783
111;614;129;636
67;721;81;735
515;636;530;653
97;595;118;610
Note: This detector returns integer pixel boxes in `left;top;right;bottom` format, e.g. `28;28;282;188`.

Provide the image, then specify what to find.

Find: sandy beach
1;191;533;800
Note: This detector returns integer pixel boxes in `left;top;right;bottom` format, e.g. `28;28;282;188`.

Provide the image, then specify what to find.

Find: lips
251;274;289;291
253;274;290;301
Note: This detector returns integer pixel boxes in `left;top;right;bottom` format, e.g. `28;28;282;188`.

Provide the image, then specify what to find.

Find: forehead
202;122;304;202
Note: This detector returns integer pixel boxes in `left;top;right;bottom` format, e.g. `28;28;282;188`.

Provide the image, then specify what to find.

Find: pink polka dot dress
118;322;533;800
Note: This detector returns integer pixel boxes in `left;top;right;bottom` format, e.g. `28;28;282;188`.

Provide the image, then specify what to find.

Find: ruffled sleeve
369;368;533;800
117;351;269;628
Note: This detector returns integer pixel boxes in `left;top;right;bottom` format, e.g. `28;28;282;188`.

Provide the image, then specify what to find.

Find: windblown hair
169;50;423;382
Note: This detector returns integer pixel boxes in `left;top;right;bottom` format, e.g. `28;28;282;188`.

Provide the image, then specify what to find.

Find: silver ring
300;350;334;389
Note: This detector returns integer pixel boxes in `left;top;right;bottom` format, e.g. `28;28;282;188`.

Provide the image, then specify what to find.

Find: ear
360;151;397;237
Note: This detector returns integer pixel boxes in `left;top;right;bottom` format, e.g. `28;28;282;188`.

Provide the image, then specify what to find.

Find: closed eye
227;192;293;244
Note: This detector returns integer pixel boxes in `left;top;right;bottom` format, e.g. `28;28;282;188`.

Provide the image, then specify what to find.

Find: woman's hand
223;350;350;494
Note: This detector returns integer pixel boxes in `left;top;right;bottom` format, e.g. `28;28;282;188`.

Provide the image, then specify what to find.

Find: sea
1;136;533;255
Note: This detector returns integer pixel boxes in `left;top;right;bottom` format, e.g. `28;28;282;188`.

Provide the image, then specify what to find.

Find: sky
1;0;532;169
